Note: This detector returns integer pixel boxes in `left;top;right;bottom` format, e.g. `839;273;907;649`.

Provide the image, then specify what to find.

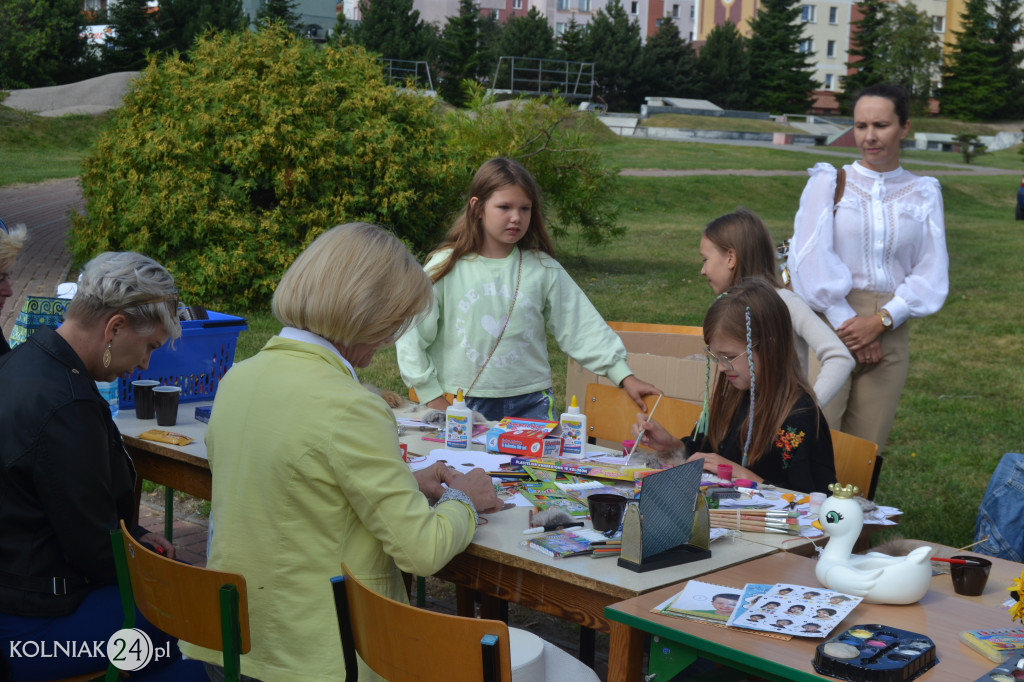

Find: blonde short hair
272;223;433;347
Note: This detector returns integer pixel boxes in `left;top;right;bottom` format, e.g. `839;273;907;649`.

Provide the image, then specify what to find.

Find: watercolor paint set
813;624;937;682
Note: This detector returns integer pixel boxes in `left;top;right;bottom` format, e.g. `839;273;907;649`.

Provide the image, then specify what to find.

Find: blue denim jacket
974;452;1024;562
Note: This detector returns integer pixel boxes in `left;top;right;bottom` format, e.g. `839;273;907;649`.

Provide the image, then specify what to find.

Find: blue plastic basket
119;311;248;408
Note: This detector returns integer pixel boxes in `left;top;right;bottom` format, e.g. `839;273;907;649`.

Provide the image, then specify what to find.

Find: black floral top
682;393;837;493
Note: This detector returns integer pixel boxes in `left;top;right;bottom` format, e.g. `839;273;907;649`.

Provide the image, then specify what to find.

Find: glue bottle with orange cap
445;389;472;450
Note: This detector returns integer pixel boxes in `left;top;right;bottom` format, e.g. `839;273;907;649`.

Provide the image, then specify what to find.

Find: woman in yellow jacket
180;223;500;681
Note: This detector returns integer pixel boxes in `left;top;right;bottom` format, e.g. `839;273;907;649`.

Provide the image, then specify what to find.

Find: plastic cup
153;386;181;426
588;493;628;532
132;380;160;419
717;463;733;482
950;555;992;596
622;440;636;458
808;492;827;517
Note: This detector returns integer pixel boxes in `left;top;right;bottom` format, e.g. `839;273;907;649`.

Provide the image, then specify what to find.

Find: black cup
950;555;992;596
153;386;181;427
132;380;159;419
588;493;628;532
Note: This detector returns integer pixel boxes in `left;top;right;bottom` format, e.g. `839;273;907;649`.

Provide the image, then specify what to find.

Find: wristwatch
878;309;893;330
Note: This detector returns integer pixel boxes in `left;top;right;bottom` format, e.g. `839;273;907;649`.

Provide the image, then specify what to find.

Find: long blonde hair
702;208;782;289
427;157;554;282
703;280;816;465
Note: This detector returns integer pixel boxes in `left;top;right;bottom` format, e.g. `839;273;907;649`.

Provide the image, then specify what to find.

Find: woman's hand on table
631;414;681;453
621;375;662;411
139;532;176;560
449;468;503;513
685;452;762;485
414;461;464;499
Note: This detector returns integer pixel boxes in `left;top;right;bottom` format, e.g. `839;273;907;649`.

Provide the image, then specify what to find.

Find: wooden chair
583;382;702;447
330;564;513;682
831;429;883;500
107;520;251;682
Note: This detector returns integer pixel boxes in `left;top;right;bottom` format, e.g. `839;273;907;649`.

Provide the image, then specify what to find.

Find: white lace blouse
789;161;949;330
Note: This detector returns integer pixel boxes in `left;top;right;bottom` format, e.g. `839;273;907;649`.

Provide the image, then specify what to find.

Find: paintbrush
930;557;988;566
709;509;799;518
711;520;801;534
710;513;800;525
625;394;663;460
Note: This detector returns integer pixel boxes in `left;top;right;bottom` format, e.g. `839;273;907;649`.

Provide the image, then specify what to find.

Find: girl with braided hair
632;280;837;493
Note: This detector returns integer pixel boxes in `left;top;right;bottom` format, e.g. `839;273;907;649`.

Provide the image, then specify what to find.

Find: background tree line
2;0;1022;120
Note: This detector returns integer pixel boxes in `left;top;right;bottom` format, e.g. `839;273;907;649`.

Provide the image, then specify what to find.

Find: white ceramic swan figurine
812;483;935;604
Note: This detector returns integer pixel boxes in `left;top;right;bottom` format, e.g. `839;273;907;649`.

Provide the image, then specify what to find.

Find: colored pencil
710;513;800;525
710;520;800;534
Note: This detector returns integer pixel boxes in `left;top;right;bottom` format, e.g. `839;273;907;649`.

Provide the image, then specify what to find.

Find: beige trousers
821;290;910;453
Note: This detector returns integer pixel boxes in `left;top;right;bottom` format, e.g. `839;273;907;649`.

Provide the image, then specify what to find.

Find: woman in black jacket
0;251;203;680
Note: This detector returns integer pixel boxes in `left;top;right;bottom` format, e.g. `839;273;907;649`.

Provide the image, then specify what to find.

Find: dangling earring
102;341;112;368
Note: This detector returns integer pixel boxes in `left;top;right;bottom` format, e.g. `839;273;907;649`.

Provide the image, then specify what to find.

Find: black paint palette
813;624;937;682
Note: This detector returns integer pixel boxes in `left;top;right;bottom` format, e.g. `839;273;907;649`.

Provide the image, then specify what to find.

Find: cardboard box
498;430;563;458
565;330;716;408
483;413;557;450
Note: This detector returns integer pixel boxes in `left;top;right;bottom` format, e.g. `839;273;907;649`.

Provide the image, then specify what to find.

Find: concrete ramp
2;72;139;117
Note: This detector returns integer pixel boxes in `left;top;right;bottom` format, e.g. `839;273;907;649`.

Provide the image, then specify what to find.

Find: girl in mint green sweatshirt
396;157;659;422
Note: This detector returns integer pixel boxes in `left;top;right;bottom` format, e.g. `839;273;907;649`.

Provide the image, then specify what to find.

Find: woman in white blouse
789;83;949;451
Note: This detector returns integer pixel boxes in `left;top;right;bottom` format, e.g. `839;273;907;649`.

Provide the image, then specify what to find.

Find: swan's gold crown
828;483;860;499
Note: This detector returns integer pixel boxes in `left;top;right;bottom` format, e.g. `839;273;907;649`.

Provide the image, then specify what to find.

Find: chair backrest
607;321;703;335
583;382;702;447
830;429;882;500
110;520;251;680
331;564;512;682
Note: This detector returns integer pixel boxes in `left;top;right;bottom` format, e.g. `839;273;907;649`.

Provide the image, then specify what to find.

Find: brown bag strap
833;167;846;215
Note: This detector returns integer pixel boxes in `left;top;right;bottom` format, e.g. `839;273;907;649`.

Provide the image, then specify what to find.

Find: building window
932;15;944;32
826;40;835;57
556;22;567;34
798;38;814;53
672;3;679;17
824;74;834;90
689;5;695;18
513;0;522;8
801;4;816;22
557;0;569;9
829;6;838;23
630;1;639;14
579;0;590;10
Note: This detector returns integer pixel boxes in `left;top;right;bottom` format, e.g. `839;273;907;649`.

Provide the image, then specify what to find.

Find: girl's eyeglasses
704;346;753;372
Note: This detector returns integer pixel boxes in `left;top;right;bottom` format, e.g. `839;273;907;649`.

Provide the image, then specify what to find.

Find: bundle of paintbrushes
708;508;802;535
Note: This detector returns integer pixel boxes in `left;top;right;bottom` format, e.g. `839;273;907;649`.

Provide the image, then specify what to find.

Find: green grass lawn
4;105;1023;551
0;107;113;185
643;113;796;133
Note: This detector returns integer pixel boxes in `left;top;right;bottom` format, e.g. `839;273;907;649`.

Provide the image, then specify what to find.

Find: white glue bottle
445;389;472;450
559;395;587;459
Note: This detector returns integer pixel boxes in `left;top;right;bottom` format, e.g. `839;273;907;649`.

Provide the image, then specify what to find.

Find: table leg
607;620;644;682
579;627;595;668
455;585;475;618
648;635;698;681
164;486;174;540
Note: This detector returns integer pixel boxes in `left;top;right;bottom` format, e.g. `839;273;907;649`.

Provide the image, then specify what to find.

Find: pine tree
585;0;644;110
155;0;245;55
348;0;434;61
746;0;817;113
881;2;939;115
556;16;588;62
837;0;890;113
697;21;750;110
0;0;95;87
992;0;1024;118
641;17;700;98
496;7;554;59
942;0;1006;120
104;0;160;72
256;0;303;33
435;0;481;106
